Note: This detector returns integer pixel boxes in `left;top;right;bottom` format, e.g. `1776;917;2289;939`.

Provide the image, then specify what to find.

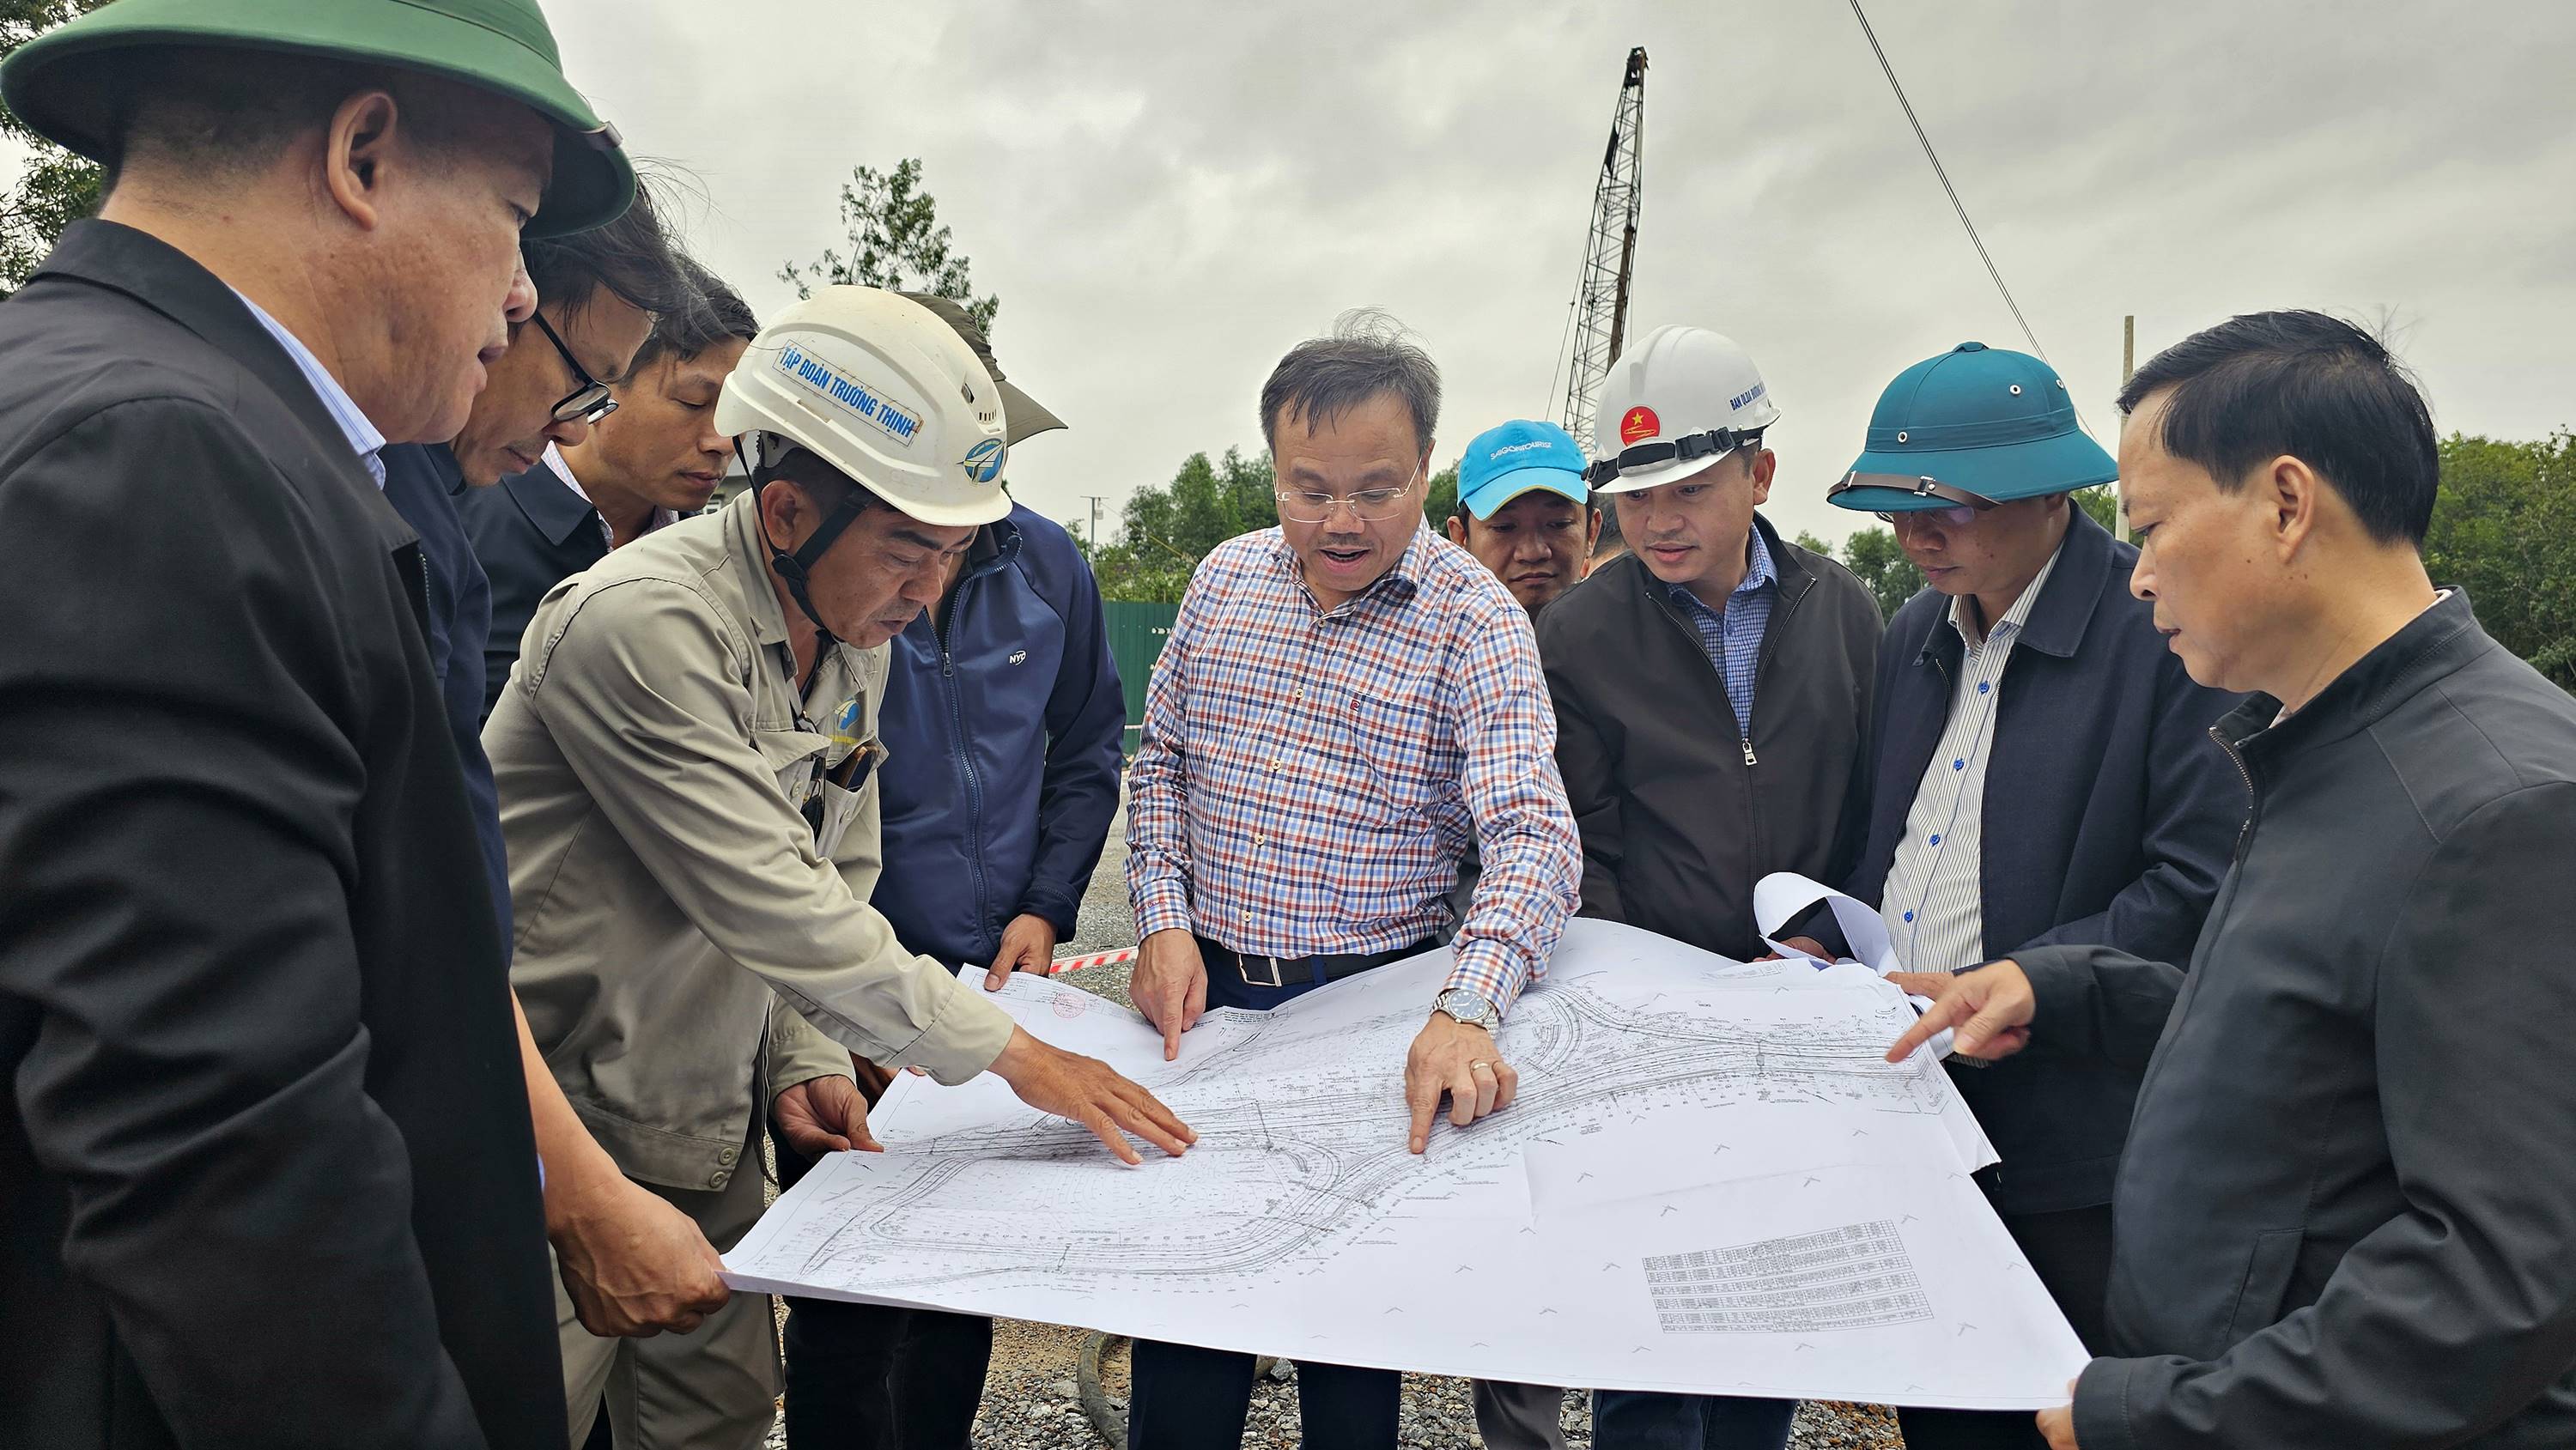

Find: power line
1845;0;2053;367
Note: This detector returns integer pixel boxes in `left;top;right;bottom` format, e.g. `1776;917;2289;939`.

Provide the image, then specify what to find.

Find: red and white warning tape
1046;945;1139;975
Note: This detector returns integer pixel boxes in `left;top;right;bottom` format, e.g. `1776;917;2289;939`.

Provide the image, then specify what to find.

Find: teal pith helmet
1827;342;2115;514
1;0;634;237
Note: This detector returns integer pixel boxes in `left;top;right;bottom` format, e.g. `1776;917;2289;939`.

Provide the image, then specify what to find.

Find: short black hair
2117;310;2439;547
629;258;758;376
1261;308;1441;456
523;171;695;325
105;47;477;182
1591;501;1624;556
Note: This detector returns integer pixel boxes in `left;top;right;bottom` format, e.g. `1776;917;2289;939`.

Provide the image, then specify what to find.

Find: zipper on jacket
1729;570;1820;773
2210;724;2259;862
940;576;992;952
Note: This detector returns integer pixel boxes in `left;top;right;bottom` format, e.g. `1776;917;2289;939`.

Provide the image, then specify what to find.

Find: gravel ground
764;780;1906;1447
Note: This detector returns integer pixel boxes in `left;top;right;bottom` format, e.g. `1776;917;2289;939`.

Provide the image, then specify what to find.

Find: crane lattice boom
1560;46;1649;448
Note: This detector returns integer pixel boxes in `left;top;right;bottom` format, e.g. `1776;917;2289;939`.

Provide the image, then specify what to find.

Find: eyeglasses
1876;505;1982;528
528;311;618;426
1826;472;1996;530
1274;470;1422;524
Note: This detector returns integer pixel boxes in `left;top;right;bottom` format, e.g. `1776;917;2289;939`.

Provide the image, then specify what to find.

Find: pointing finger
1886;990;1970;1063
1405;1063;1440;1154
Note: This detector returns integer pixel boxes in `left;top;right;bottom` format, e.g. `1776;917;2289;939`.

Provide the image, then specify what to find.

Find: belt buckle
1238;951;1287;989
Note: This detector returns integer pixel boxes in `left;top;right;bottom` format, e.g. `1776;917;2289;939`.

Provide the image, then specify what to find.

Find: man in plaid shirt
1121;312;1583;1450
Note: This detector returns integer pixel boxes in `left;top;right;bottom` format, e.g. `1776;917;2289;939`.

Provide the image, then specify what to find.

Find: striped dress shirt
1662;525;1778;737
1126;527;1583;1012
1879;543;2065;972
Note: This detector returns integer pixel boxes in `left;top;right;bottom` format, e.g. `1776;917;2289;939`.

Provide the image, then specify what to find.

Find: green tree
1425;463;1460;527
1078;447;1278;603
0;1;109;295
780;157;997;333
2073;484;2119;535
1837;525;1926;622
2425;431;2576;690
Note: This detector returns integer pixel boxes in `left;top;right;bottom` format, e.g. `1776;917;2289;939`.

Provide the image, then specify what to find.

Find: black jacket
0;222;562;1450
1538;514;1882;960
1844;508;2245;1214
457;458;610;721
381;441;512;937
2019;592;2576;1448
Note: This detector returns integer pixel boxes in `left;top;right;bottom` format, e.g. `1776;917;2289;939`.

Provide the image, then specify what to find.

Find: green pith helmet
1;0;634;236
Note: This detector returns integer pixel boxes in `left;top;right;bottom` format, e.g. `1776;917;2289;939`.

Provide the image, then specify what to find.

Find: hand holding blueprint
724;919;2087;1407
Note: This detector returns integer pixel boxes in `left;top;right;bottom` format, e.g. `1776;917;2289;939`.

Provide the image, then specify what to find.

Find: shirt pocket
753;725;835;814
1320;684;1449;824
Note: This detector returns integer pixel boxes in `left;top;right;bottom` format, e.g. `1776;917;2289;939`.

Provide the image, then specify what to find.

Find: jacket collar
1637;511;1810;615
504;452;607;549
35;220;414;550
2220;589;2488;758
962;509;1024;582
721;490;796;649
1911;503;2115;666
41;220;404;496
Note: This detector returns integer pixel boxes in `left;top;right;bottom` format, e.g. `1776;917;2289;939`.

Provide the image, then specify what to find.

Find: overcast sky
397;3;2576;542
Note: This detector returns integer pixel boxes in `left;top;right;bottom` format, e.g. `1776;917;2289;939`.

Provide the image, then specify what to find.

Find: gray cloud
556;0;2576;545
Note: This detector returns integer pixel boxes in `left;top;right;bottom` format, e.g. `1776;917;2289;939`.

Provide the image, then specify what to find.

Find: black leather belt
1194;936;1431;990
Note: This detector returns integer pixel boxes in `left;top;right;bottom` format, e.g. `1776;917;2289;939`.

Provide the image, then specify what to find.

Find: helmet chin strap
744;433;871;652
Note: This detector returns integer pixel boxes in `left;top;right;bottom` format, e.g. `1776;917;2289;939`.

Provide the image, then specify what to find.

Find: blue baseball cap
1457;420;1590;520
1827;343;2116;514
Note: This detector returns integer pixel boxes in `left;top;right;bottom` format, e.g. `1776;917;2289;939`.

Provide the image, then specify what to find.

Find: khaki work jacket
486;493;1013;1193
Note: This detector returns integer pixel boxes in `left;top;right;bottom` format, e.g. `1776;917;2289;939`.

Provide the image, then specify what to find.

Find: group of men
0;3;1170;1450
8;6;2576;1450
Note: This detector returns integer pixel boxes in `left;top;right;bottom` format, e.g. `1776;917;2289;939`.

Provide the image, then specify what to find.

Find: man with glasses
464;259;760;720
375;186;751;1370
1811;343;2243;1450
1122;311;1582;1449
489;287;1192;1449
1534;325;1882;1450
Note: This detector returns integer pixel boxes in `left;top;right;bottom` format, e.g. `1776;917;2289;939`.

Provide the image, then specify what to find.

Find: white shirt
542;443;675;552
228;287;386;488
1878;541;2067;973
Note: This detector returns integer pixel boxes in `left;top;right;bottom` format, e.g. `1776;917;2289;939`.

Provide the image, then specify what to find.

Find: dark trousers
1893;1203;2114;1450
1589;1390;1796;1450
1127;952;1409;1448
1128;1339;1400;1450
773;1128;993;1450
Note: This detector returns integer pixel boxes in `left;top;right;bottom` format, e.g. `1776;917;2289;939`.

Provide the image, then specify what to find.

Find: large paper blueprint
724;919;2089;1408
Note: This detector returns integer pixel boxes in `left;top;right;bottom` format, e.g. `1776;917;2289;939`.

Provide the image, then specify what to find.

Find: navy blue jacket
456;459;610;723
874;506;1124;965
1844;507;2245;1214
380;441;512;939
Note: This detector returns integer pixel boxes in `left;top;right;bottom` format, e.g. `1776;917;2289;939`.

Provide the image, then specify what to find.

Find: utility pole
1080;494;1109;555
2117;316;2136;543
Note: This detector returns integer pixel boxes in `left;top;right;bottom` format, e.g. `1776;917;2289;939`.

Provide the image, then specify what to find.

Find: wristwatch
1431;987;1500;1032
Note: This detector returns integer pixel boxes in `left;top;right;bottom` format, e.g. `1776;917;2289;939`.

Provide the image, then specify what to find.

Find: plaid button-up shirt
1126;527;1582;1012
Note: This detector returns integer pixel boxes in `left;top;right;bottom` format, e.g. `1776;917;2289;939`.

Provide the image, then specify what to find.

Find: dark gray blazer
1844;507;2246;1213
456;458;610;721
2020;592;2576;1448
0;221;562;1450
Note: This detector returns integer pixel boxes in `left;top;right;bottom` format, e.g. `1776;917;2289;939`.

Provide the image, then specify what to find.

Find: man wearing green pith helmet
1820;343;2245;1449
0;3;630;1447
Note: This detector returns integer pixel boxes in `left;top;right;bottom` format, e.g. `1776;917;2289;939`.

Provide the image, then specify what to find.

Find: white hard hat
715;286;1011;528
1589;325;1783;494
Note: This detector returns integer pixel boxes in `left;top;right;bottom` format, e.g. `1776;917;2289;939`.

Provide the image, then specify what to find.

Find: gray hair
1258;308;1441;456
